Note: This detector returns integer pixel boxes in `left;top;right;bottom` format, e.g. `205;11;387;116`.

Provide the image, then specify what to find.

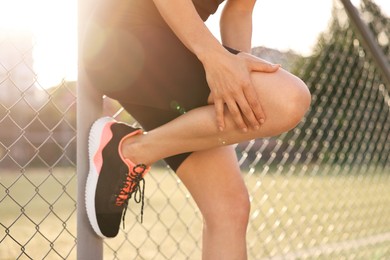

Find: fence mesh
1;0;389;259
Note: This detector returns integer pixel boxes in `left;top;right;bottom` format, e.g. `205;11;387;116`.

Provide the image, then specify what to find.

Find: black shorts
81;0;239;171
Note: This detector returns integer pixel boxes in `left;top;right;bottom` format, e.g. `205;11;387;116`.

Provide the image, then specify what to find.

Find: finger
235;94;260;130
225;99;248;132
239;52;280;73
250;60;280;73
243;84;266;125
248;95;266;125
214;99;225;131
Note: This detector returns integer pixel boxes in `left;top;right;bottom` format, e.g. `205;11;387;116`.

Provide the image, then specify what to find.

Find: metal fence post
77;0;103;258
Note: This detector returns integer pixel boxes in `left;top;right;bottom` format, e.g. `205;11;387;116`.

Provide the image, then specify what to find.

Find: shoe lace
116;164;147;228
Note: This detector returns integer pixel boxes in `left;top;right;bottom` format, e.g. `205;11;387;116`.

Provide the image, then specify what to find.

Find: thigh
176;146;250;221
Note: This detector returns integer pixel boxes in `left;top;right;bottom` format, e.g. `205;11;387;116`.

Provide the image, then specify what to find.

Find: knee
203;190;251;232
281;77;311;131
252;69;311;135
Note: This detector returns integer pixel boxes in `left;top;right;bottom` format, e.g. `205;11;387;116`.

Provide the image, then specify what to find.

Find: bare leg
176;146;250;260
121;68;310;259
122;68;311;165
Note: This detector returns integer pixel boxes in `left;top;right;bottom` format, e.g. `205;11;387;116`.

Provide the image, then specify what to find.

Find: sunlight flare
0;0;78;89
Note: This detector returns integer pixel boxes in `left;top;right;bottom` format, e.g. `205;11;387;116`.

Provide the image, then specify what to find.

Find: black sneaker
85;117;150;238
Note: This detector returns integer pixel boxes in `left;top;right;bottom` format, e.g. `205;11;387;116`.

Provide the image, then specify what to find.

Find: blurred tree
289;0;390;167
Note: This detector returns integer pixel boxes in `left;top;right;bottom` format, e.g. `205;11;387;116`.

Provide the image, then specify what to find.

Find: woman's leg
176;145;250;260
112;62;308;258
121;68;311;165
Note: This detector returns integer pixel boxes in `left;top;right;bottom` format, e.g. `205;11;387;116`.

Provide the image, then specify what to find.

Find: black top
193;0;225;20
93;0;226;26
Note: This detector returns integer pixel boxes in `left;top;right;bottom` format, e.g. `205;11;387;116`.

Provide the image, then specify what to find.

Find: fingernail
254;125;260;130
242;127;248;133
219;126;224;132
259;118;265;124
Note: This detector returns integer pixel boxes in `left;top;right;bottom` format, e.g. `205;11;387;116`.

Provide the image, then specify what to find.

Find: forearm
220;0;255;53
153;0;227;61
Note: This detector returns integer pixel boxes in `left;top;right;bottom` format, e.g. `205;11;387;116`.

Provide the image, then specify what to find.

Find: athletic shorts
81;0;239;171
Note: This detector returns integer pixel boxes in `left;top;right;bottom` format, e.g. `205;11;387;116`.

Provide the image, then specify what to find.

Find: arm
220;0;256;53
153;0;278;131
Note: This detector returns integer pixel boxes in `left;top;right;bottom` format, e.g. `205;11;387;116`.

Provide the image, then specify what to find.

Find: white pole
77;0;103;258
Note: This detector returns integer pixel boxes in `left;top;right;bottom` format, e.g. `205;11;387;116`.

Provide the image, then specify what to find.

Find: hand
203;50;280;132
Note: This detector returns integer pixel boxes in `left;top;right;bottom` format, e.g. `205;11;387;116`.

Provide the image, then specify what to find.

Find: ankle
120;134;151;166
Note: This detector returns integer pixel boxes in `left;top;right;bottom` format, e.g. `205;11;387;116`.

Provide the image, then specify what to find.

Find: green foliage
288;0;390;167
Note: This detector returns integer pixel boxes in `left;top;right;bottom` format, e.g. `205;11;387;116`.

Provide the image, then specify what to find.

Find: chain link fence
1;0;389;259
